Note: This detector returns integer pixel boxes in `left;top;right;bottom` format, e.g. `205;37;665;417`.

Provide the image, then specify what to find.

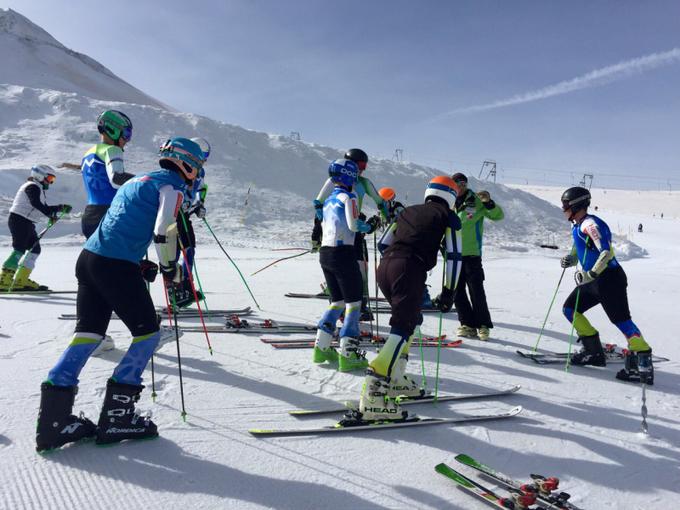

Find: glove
574;269;597;286
60;204;73;214
560;254;577;268
192;204;206;219
477;191;491;203
357;220;372;234
160;262;183;284
311;239;321;253
313;199;324;221
311;218;322;252
432;287;454;312
365;215;380;234
140;260;159;283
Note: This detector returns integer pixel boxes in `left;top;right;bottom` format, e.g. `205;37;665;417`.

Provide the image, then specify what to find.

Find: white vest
9;181;43;222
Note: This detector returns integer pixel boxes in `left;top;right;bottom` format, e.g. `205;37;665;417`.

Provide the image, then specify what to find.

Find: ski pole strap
202;217;261;310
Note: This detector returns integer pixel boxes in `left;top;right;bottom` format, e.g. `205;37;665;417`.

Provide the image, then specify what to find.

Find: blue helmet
159;137;204;181
328;158;359;188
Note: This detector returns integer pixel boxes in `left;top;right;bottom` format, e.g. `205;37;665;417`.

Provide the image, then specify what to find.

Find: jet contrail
445;47;680;116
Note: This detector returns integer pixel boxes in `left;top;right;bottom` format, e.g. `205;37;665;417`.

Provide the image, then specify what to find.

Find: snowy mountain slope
0;8;166;109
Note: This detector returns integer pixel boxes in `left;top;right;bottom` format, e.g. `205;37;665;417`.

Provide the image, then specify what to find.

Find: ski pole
143;252;157;402
251;250;311;276
202;218;261;310
373;231;379;339
641;379;649;434
178;211;210;312
532;267;567;352
564;249;589;372
162;277;187;421
433;260;446;401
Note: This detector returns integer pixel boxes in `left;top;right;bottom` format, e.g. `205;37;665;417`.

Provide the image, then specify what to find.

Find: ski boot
388;354;425;398
92;335;116;357
477;326;491;341
456;325;478;338
96;379;158;445
36;383;96;452
338;337;368;372
171;280;204;309
359;297;374;322
616;349;654;385
570;334;606;366
358;370;409;422
312;329;339;364
499;489;537;510
0;267;16;291
12;266;48;291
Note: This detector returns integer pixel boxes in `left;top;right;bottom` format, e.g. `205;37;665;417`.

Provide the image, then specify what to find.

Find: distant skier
378;187;405;222
559;186;653;384
36;138;206;451
314;148;387;320
637;223;643;233
80;110;134;238
312;159;375;372
449;173;503;341
0;165;71;291
355;176;462;422
172;137;211;308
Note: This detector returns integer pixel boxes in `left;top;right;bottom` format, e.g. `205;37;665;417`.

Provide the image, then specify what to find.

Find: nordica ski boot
359;370;409;422
338;337;368;372
456;325;478;338
96;379;158;445
570;334;606;367
36;383;96;452
388;354;425;398
616;349;654;385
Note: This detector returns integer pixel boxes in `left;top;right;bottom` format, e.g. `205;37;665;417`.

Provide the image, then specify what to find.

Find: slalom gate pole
564;249;589;372
532;267;567;352
162;277;187;421
202;218;262;310
180;244;213;355
251;250;311;276
641;380;649;434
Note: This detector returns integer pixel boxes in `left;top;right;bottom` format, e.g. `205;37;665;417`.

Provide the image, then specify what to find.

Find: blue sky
5;1;680;189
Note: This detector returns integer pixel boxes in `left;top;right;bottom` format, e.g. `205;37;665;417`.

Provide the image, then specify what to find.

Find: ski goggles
45;174;56;185
356;161;367;171
121;126;133;142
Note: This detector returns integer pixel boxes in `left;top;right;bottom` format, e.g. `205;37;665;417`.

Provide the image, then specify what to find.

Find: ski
373;306;454;315
250;405;522;437
435;462;549;510
259;333;448;344
288;384;520;417
516;348;669;365
454;453;583;510
0;290;76;296
285;292;388;302
268;339;462;350
58;307;253;321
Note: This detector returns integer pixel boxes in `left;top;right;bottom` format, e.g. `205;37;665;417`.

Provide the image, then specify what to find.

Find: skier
312;159;374;372
559;186;654;384
0;165;71;291
80;110;134;238
356;176;462;421
172;137;211;308
313;148;387;320
36;138;205;451
447;173;503;341
637;223;643;233
378;187;405;222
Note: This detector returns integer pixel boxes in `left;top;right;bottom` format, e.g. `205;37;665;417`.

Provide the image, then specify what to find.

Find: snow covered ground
1;188;679;510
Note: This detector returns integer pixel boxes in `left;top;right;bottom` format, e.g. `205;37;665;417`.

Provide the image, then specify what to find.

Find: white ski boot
91;335;115;357
359;370;408;422
388;354;425;398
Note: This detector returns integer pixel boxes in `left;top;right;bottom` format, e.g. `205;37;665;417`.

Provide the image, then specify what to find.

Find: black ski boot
616;350;654;385
570;334;606;366
96;379;158;445
359;297;374;322
36;383;96;452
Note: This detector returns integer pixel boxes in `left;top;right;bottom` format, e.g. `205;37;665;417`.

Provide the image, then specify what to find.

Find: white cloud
445;48;680;116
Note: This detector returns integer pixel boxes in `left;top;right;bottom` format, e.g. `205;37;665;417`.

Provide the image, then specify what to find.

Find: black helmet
561;186;591;213
344;148;368;164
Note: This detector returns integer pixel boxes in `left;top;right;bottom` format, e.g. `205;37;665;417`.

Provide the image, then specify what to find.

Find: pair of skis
261;337;462;350
58;306;253;321
516;345;669;365
284;292;453;314
0;290;76;296
248;385;521;436
437;453;583;509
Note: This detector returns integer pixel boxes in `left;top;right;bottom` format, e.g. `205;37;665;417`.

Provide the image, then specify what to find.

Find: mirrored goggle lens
561;201;572;211
121;127;133;141
45;174;56;184
357;161;367;171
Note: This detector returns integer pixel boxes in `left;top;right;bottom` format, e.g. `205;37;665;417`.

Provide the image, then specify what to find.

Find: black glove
140;260;159;283
432;287;454;312
311;218;322;252
191;204;206;219
60;204;73;214
365;215;380;234
560;254;577;268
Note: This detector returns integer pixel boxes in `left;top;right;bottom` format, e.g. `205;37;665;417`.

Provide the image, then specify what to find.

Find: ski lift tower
289;131;301;141
579;173;594;189
478;160;497;183
393;148;403;162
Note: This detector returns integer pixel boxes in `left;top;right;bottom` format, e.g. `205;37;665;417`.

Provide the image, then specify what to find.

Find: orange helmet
378;187;396;202
424;175;460;209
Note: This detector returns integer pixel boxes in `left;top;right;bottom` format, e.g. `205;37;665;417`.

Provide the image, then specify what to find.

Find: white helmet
30;165;56;187
424;175;460;210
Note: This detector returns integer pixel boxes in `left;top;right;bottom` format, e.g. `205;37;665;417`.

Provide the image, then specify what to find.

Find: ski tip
508;405;523;416
249;429;274;435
